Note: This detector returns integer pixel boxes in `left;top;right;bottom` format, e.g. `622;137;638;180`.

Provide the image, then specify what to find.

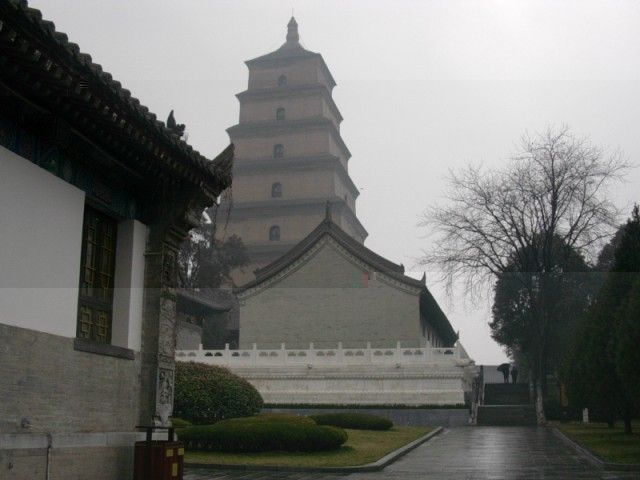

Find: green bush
170;417;192;428
310;412;393;431
179;417;347;452
174;362;263;425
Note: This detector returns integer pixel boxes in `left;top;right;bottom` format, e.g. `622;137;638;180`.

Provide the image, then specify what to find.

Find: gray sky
32;0;640;364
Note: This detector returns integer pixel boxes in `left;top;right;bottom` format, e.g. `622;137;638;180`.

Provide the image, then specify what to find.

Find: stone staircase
484;383;530;405
476;383;537;426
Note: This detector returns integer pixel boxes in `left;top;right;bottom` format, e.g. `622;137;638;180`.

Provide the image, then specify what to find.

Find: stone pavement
185;427;638;480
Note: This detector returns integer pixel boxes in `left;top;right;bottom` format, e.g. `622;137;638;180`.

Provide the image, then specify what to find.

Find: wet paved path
185;427;637;480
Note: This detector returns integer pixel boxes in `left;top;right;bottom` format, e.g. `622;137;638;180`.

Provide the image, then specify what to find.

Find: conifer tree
567;206;639;433
614;207;640;423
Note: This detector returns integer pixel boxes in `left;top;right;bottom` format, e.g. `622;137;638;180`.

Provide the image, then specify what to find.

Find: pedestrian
497;363;510;383
511;365;518;384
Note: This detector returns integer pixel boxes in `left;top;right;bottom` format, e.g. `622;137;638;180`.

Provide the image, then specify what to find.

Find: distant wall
239;240;422;349
176;318;202;350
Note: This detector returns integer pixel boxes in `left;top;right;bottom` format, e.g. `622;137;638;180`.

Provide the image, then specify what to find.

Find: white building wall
0;146;85;338
112;219;147;351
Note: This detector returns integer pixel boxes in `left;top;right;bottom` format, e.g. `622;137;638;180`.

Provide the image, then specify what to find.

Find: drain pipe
24;420;52;480
45;432;52;480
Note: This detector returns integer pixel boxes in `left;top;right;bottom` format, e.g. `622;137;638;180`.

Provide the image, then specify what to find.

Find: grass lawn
554;422;640;464
185;426;432;468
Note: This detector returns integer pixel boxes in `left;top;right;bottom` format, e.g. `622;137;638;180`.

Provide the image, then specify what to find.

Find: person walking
511;365;519;384
497;363;510;383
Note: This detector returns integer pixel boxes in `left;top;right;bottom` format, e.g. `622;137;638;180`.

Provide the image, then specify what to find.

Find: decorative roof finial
325;200;332;221
166;110;185;137
286;16;299;43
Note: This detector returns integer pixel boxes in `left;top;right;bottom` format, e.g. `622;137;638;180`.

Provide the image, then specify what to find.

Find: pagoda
226;18;367;283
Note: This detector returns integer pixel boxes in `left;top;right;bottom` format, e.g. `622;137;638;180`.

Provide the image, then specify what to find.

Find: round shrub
174;362;263;425
310;413;393;431
179;417;347;453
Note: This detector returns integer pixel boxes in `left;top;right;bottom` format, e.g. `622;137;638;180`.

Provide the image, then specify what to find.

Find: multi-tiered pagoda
226;18;367;283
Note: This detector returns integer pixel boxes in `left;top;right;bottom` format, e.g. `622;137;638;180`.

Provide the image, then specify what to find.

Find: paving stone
185;427;638;480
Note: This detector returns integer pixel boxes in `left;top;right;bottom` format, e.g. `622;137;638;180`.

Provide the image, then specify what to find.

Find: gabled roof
177;288;233;315
420;287;458;346
237;205;423;292
0;0;233;193
236;204;459;347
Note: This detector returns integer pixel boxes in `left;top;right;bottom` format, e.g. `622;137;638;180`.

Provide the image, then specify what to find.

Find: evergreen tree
616;277;640;404
566;206;640;433
614;207;640;422
491;238;592;390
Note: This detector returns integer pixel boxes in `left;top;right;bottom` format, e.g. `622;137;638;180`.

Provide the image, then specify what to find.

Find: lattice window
269;225;280;241
77;206;117;343
273;144;284;158
271;182;282;198
276;107;285;122
278;74;287;87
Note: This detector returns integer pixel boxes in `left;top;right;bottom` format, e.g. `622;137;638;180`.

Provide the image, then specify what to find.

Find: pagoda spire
286;16;299;43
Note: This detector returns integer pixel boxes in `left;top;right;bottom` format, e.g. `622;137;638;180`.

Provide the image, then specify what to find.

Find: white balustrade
176;341;465;368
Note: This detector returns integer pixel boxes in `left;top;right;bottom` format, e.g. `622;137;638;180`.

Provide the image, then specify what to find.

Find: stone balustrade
176;341;472;368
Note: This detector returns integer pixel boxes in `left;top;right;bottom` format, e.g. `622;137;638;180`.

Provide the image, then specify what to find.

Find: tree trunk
535;377;547;425
529;368;535;404
624;417;632;434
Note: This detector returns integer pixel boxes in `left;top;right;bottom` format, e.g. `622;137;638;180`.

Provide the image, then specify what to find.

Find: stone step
484;383;530;405
476;405;537;426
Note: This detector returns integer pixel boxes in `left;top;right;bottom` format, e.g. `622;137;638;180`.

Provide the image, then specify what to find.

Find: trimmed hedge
174;362;263;425
263;404;467;409
310;413;393;431
223;413;316;426
179;416;347;452
170;417;192;428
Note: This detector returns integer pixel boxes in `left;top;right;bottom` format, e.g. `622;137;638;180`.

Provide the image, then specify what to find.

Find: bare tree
419;126;628;424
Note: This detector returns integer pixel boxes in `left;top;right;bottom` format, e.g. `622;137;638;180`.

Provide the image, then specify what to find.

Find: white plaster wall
0;146;85;337
112;220;147;351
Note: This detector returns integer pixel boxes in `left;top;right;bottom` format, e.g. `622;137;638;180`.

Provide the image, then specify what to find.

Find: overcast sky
31;0;640;364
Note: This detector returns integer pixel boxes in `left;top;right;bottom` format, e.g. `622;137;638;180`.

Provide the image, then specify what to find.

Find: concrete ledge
73;338;135;360
551;427;640;472
0;431;168;450
186;426;443;473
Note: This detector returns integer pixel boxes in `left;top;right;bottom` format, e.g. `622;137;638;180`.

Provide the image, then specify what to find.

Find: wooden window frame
76;205;117;344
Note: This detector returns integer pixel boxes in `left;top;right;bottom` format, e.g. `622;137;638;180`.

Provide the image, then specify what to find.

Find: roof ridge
237;217;422;293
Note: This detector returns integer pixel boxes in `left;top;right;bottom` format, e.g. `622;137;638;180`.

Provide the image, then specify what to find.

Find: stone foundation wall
0;445;134;480
0;324;141;434
0;323;143;480
240;365;469;406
